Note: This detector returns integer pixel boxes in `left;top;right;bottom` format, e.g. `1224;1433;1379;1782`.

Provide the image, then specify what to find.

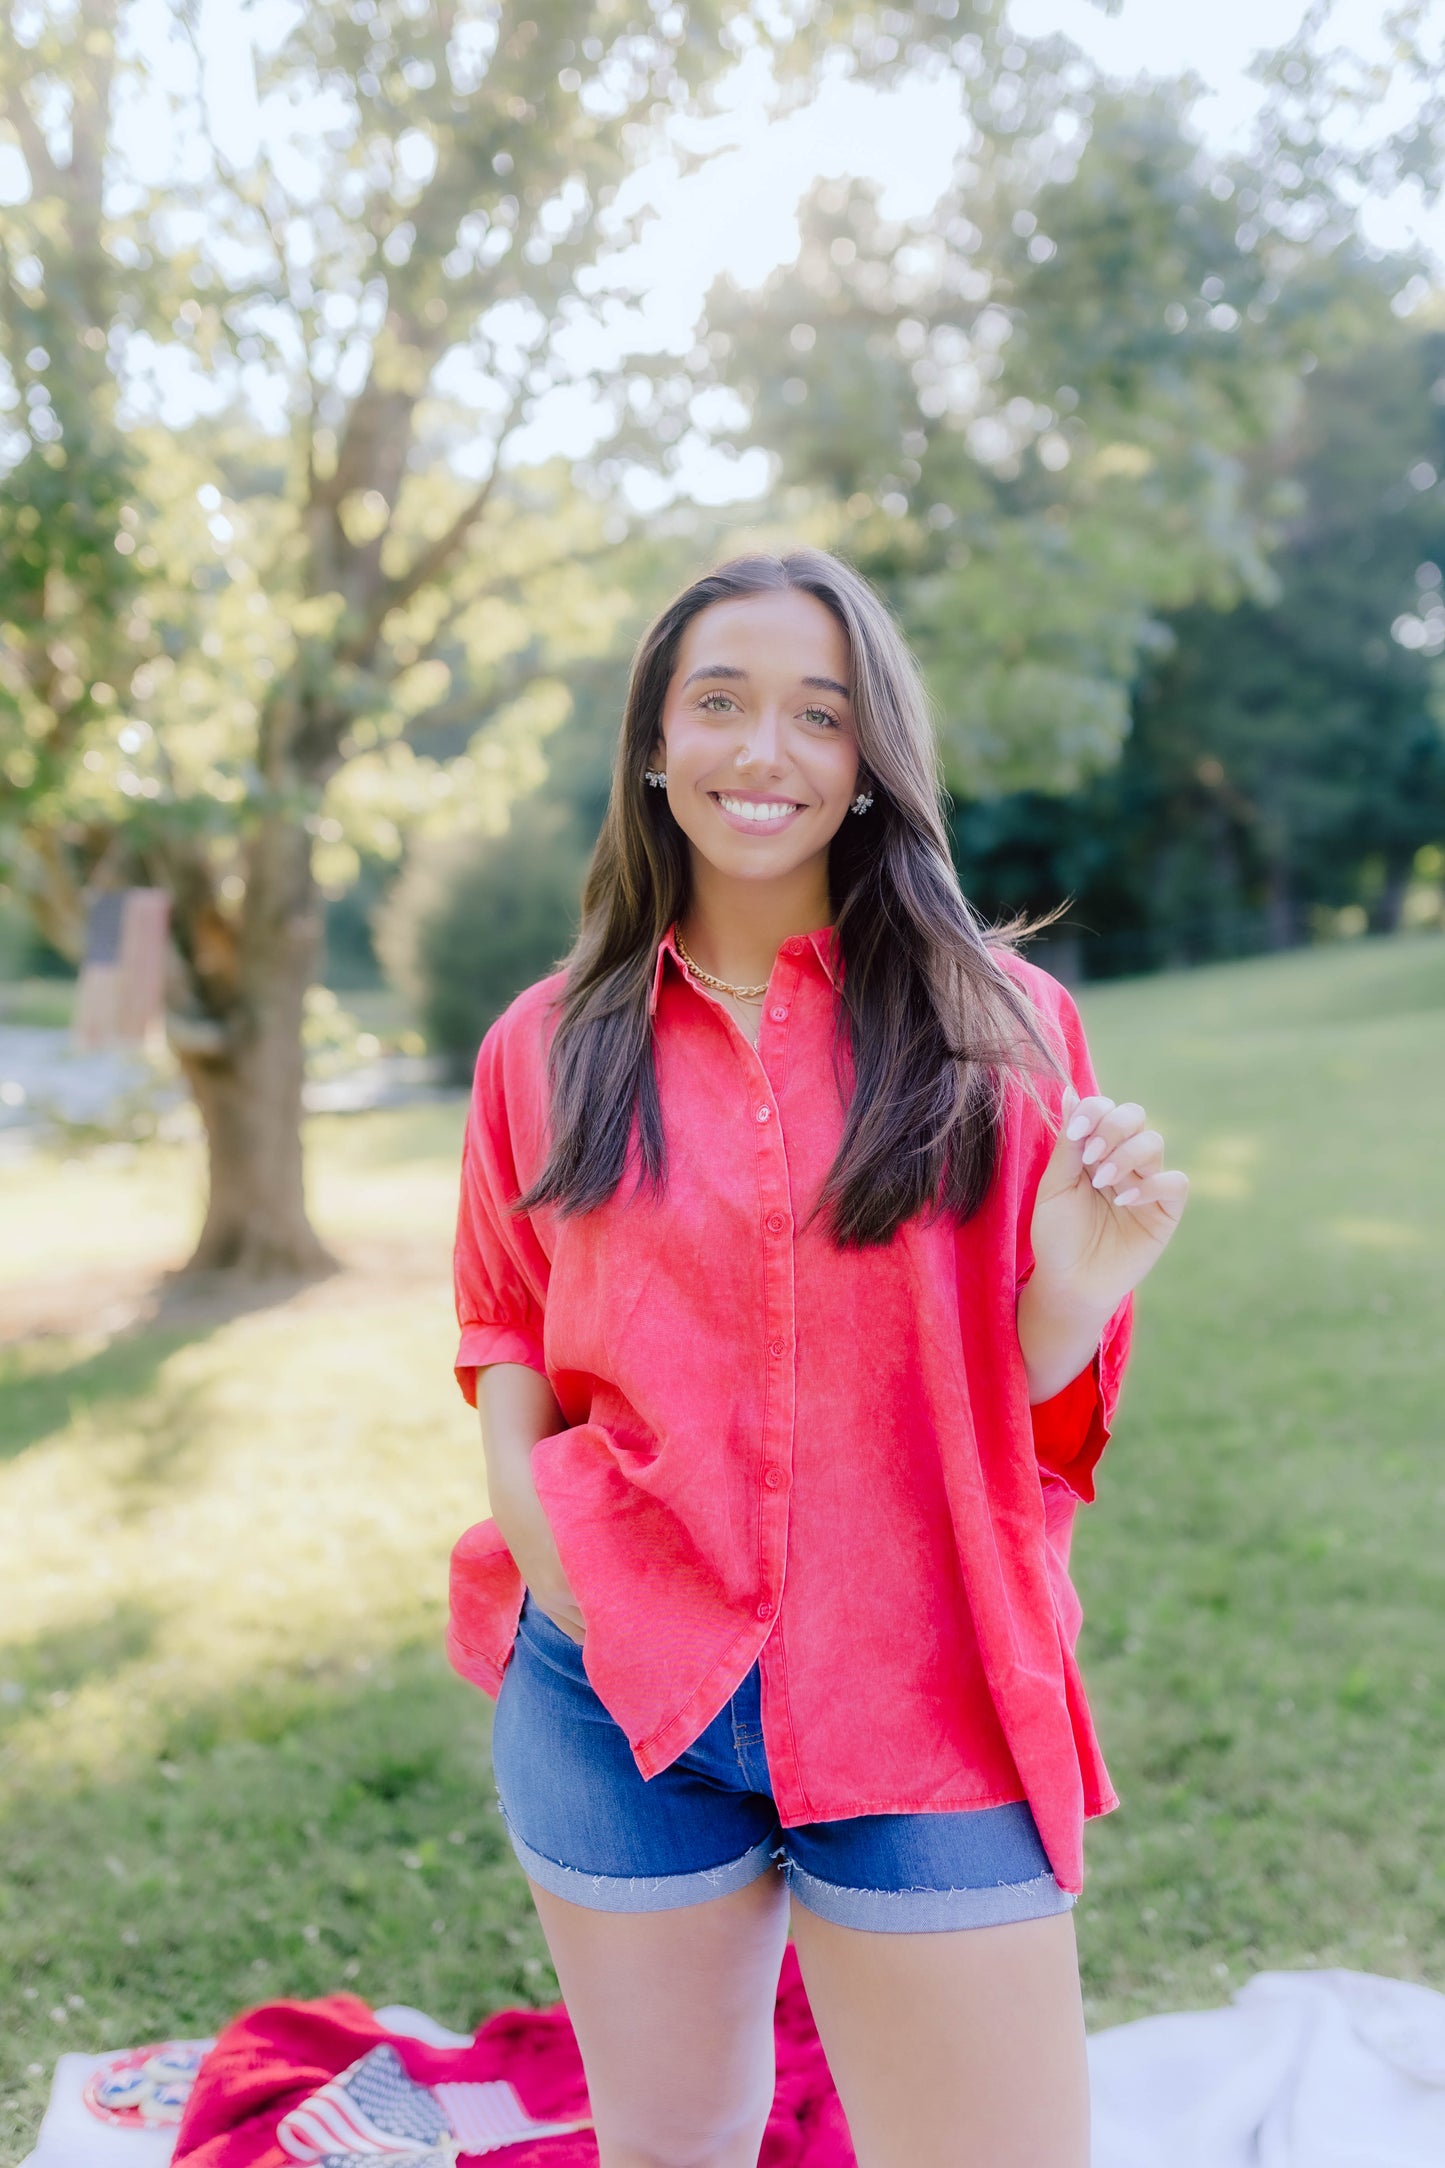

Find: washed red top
448;921;1133;1894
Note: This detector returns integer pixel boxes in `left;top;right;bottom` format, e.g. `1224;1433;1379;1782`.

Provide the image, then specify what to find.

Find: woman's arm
1016;1273;1120;1406
477;1362;586;1643
1019;1080;1188;1402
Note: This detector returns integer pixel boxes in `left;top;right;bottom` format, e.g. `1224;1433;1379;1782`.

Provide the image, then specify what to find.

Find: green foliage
685;73;1343;797
377;799;583;1072
953;320;1445;967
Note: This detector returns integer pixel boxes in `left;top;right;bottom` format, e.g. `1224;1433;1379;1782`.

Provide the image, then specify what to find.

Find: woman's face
650;588;863;889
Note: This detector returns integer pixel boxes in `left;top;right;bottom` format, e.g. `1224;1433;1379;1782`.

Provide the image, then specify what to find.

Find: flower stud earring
850;786;874;815
644;768;667;788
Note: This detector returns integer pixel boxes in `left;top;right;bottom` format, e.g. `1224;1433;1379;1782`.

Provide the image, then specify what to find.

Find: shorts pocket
518;1591;587;1660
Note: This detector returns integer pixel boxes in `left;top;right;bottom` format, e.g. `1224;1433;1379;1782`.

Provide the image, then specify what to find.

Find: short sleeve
1013;968;1135;1505
453;1012;551;1406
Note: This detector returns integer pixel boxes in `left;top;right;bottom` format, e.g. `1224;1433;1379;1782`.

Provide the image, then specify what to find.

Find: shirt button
755;1105;771;1123
770;1005;788;1022
765;1212;786;1234
768;1336;786;1356
782;937;805;956
756;1599;774;1620
763;1466;784;1490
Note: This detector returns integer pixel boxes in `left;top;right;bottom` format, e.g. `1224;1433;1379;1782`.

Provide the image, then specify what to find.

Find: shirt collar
648;920;841;1018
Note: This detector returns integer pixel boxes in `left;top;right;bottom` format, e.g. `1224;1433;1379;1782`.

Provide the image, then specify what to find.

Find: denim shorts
490;1593;1075;1933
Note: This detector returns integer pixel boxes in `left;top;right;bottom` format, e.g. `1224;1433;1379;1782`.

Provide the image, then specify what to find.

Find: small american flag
278;2045;592;2161
435;2080;591;2152
278;2046;451;2162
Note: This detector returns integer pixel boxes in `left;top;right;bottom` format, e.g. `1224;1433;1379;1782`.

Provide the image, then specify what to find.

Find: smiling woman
527;549;1081;1234
448;547;1188;2168
646;585;870;1025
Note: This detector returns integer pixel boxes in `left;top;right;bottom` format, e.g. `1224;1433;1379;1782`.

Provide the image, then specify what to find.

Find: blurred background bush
377;797;583;1079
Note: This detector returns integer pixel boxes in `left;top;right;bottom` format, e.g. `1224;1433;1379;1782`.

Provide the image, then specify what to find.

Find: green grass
1068;931;1445;2010
2;930;1444;2161
0;979;76;1029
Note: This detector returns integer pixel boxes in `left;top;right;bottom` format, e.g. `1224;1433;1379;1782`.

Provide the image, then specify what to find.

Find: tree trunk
1367;853;1412;935
1262;858;1298;951
175;814;336;1278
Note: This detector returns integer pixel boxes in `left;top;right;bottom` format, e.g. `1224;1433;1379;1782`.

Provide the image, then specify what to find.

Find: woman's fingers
1110;1168;1190;1216
1077;1101;1146;1158
1086;1128;1163;1191
1062;1087;1187;1223
1063;1089;1113;1141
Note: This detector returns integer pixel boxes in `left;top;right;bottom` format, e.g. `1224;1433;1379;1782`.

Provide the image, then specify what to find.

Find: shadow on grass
0;1328;204;1467
0;1266;338;1467
0;1600;163;1739
0;1643;556;2166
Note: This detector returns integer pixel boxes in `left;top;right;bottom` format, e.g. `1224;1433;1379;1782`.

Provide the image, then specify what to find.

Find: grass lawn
3;930;1444;2161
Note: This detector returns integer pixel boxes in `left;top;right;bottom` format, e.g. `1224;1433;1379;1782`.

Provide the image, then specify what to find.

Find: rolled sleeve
1029;1291;1133;1504
453;1018;551;1407
456;1320;547;1387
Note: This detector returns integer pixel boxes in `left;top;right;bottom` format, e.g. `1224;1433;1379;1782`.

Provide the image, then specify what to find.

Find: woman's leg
527;1867;792;2168
788;1905;1089;2168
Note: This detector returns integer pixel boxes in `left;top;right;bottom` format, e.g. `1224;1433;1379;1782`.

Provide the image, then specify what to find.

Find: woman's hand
1031;1083;1189;1311
497;1495;588;1645
1016;1085;1188;1405
476;1363;586;1644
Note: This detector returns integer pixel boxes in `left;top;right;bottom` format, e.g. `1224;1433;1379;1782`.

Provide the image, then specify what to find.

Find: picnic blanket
20;1957;1445;2167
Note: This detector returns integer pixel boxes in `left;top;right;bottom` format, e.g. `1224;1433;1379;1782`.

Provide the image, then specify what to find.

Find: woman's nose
735;707;786;768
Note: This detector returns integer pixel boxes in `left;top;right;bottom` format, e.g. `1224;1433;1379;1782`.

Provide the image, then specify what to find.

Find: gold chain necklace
674;926;769;1003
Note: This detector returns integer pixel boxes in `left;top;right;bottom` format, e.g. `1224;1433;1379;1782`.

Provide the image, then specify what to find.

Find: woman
448;549;1188;2168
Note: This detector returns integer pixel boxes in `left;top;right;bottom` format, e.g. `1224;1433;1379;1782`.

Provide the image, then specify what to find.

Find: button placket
760;948;804;1096
750;1031;795;1660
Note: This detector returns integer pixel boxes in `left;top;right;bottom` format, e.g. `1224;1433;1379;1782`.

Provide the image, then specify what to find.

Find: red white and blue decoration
81;2044;211;2130
277;2045;592;2161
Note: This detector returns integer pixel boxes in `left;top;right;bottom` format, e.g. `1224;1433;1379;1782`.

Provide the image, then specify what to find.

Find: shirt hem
765;1786;1029;1826
630;1622;770;1778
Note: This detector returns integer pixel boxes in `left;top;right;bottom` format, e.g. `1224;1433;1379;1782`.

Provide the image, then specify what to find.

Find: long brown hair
517;549;1071;1247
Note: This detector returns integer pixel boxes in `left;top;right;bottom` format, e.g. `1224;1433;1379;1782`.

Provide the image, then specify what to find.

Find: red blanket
172;1943;854;2168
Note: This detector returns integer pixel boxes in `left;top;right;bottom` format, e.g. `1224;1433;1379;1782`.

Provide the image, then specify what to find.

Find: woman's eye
803;706;840;729
697;691;736;713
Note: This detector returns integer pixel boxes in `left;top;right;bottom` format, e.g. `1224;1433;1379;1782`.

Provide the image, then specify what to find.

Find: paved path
0;1026;451;1156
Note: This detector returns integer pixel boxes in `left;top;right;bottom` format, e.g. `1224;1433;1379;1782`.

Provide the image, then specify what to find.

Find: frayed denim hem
502;1812;780;1914
785;1861;1076;1933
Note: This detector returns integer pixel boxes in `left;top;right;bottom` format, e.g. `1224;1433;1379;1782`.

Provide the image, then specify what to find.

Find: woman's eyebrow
680;663;747;688
679;664;851;700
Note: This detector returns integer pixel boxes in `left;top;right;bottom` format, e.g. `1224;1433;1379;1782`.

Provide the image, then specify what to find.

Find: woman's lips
708;792;807;835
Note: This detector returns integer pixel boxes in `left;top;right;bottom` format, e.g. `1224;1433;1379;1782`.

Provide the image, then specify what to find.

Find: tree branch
341;376;531;660
0;2;59;194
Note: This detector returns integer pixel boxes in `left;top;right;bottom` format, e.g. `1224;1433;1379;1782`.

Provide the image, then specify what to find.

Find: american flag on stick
277;2044;592;2162
73;887;170;1051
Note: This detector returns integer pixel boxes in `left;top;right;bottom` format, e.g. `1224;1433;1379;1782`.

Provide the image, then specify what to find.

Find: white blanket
20;1973;1445;2167
1089;1969;1445;2167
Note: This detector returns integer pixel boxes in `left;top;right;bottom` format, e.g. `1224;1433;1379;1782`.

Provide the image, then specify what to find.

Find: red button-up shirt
448;921;1132;1893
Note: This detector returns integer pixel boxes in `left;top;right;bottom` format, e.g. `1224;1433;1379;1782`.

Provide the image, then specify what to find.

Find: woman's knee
596;2083;774;2168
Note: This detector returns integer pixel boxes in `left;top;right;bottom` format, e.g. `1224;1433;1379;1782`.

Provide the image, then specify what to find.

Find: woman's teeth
714;795;801;823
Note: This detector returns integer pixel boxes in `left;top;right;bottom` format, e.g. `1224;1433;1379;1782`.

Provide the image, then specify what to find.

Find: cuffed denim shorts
490;1592;1075;1933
